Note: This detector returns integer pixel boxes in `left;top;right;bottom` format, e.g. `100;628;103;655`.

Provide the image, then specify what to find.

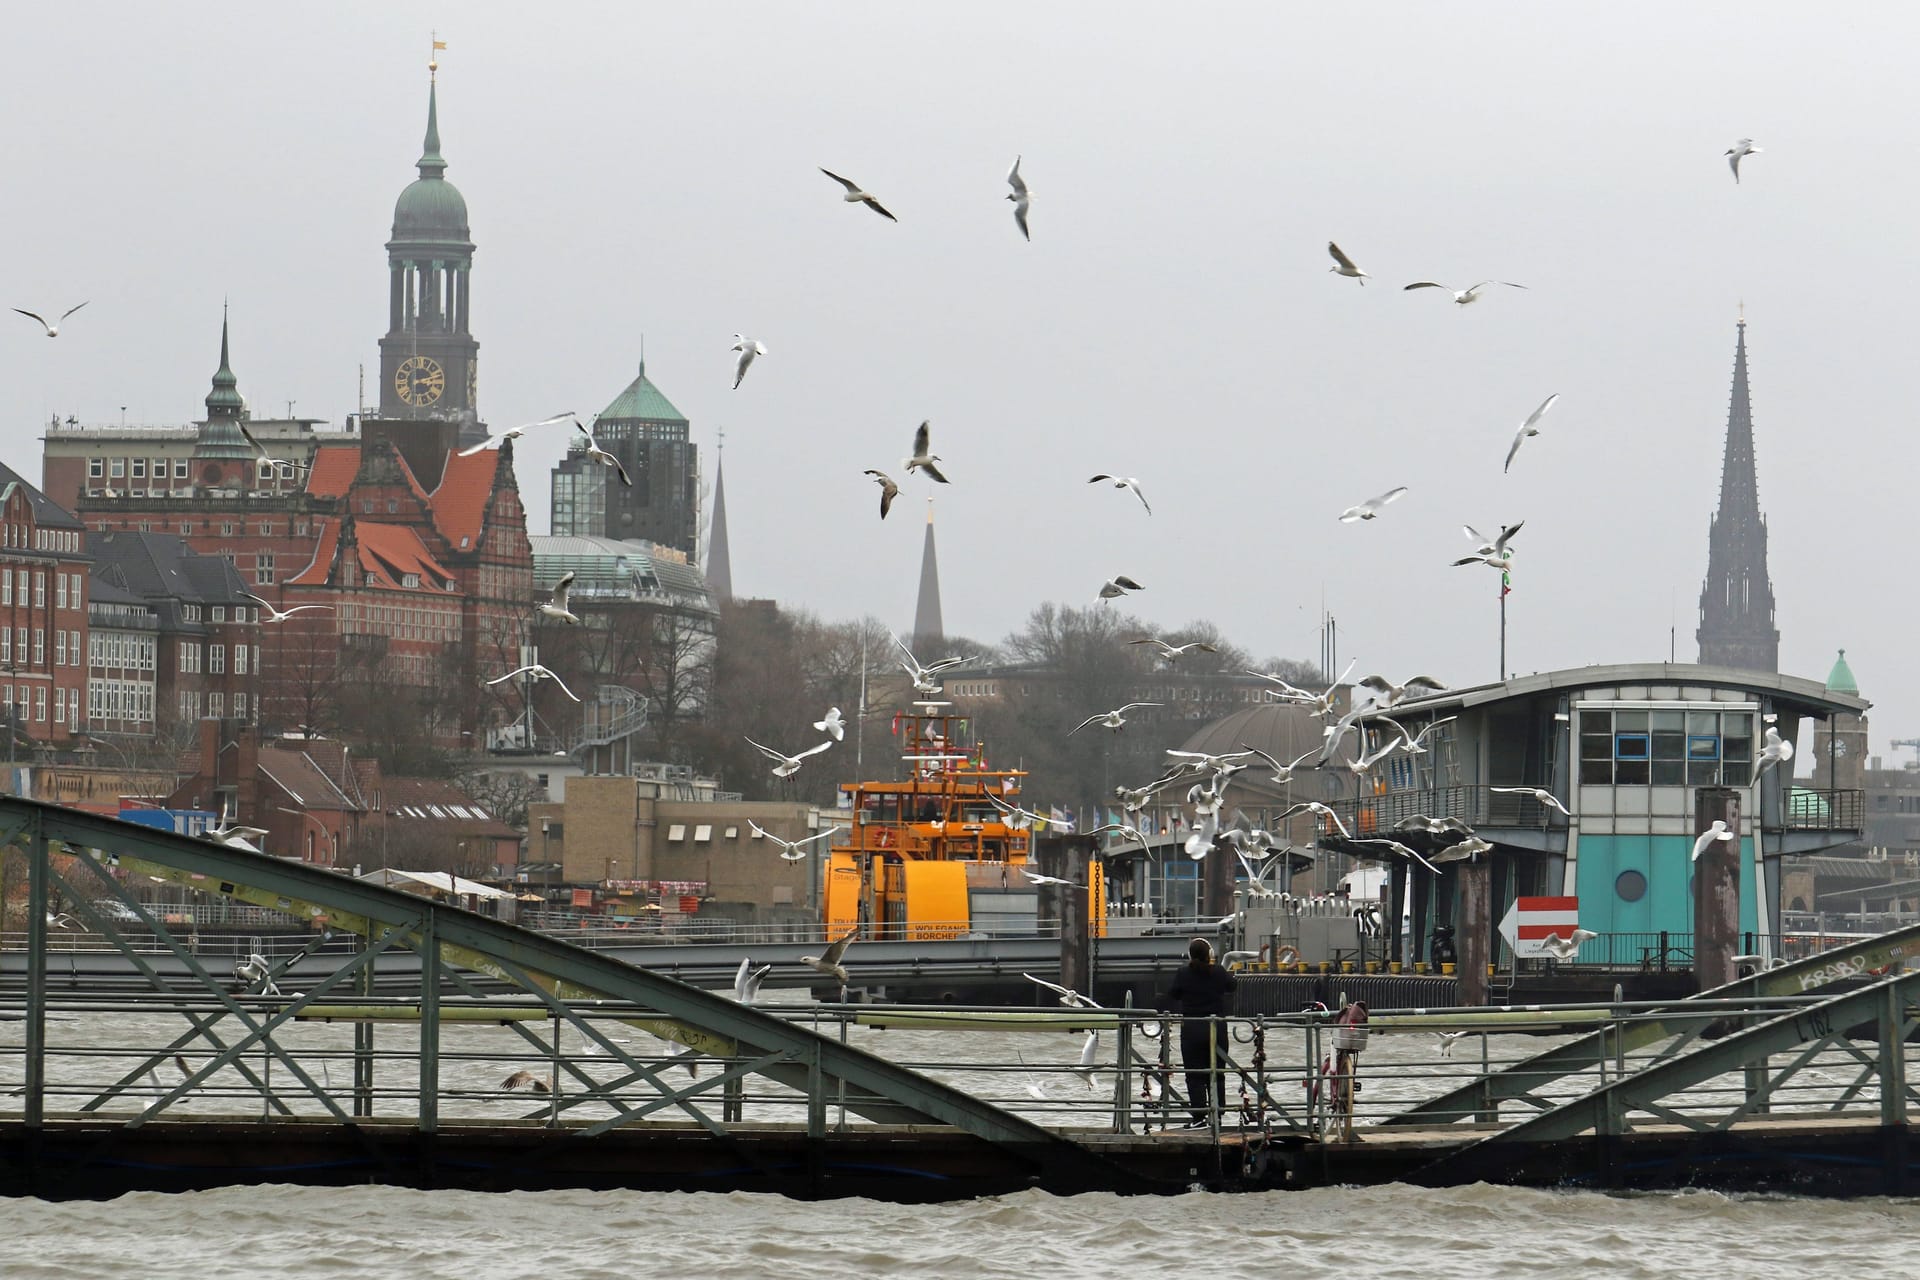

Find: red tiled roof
428;448;500;552
287;518;342;586
305;446;362;500
355;522;459;593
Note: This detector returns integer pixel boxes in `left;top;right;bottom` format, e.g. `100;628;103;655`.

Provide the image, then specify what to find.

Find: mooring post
24;818;48;1183
1458;854;1491;1005
1693;787;1741;993
1059;838;1091;1001
1203;827;1233;933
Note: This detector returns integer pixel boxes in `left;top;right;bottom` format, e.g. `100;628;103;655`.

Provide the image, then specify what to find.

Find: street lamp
541;816;553;900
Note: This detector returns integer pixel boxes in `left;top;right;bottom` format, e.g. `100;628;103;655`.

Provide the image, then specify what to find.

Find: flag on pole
433;39;448;50
1500;550;1513;599
1048;805;1075;832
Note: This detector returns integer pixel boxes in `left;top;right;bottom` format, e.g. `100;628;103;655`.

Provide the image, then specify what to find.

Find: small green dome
1825;648;1858;695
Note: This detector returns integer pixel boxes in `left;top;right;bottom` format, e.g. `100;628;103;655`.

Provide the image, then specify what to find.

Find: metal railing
1327;784;1562;837
1785;787;1864;831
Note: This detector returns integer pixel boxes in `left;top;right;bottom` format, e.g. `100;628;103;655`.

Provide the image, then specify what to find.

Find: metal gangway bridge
3;797;1917;1200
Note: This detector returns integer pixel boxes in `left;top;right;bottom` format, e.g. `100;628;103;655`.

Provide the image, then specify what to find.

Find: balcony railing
1326;784;1563;838
1786;788;1864;832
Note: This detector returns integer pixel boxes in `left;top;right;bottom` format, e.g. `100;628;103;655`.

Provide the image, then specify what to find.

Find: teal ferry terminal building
1323;663;1866;961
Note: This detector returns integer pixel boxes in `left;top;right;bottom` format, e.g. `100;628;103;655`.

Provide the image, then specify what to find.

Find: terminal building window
1580;708;1753;786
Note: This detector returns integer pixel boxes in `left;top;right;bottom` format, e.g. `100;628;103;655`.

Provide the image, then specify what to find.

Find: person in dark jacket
1163;936;1237;1128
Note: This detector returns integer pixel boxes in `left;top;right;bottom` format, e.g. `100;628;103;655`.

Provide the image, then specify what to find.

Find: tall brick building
0;461;92;750
52;71;536;749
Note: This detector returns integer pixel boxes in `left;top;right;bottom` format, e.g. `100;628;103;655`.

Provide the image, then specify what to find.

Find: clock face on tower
395;355;446;407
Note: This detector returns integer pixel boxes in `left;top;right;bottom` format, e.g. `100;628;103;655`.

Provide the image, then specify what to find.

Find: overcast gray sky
3;3;1914;761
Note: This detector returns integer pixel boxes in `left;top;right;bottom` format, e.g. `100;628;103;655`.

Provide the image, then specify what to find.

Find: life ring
1274;945;1302;967
874;828;894;849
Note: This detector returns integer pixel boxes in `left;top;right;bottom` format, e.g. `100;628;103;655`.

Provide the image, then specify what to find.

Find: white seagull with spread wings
12;301;87;337
820;168;898;221
487;664;580;702
1006;155;1032;240
744;738;835;779
242;593;332;624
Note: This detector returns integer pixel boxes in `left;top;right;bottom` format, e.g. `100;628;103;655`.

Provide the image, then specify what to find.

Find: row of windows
92;458;192;480
0;569;83;610
2;525;84;554
1579;709;1755;787
1;627;82;668
88;678;155;724
1;683;75;729
89;631;159;671
176;690;248;721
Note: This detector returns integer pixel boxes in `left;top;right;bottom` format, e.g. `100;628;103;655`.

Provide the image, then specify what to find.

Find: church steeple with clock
377;65;482;441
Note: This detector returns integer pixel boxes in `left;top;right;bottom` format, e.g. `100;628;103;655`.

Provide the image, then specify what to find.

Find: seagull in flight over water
242;593;332;624
1503;394;1560;473
745;738;836;779
748;820;841;860
1404;280;1527;305
820;168;898;221
1131;638;1215;665
1006;155;1032;240
800;927;860;983
487;663;580;702
1069;702;1161;735
731;335;767;389
1088;474;1151;514
891;631;970;695
572;420;633;486
1340;487;1408;522
457;411;577;458
1490;786;1571;816
905;421;950;483
537;571;579;626
862;469;900;518
1327;241;1369;284
1726;138;1762;183
12;301;88;337
733;957;772;1004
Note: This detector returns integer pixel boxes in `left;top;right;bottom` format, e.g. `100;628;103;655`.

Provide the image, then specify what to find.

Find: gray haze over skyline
3;3;1913;761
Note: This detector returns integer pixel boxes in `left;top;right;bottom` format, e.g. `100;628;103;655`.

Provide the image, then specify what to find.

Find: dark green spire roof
392;76;470;243
204;307;243;418
196;307;255;460
418;79;446;178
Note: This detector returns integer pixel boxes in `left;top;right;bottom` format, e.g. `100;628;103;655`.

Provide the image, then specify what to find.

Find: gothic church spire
1696;316;1779;672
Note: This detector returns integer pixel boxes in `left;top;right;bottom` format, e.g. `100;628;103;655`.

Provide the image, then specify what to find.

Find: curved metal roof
1385;662;1869;719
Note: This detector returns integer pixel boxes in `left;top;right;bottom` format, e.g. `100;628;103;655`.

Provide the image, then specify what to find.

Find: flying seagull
234;422;310;477
1490;786;1571;816
1726;138;1761;183
862;469;900;518
731;334;767;389
813;707;846;741
1097;574;1144;602
486;663;581;702
571;420;633;486
241;593;332;624
744;737;835;779
1459;522;1525;563
733;957;772;1004
456;411;577;458
820;168;897;221
1275;800;1353;840
1691;820;1736;862
1069;702;1162;735
537;571;579;626
1503;394;1561;473
200;816;269;851
1339;486;1408;523
501;1070;552;1094
1538;928;1599;961
12;301;88;337
891;631;970;695
1131;638;1215;664
904;420;950;483
1248;658;1357;720
1428;835;1495;866
1024;972;1101;1009
1758;726;1795;774
1088;474;1151;514
1021;868;1084;891
1403;281;1527;305
748;820;841;862
1006;155;1032;240
1357;674;1446;707
1242;744;1323;787
1327;241;1369;284
800;926;860;983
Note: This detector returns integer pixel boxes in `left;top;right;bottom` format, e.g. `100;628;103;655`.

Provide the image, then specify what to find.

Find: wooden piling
1058;838;1092;1000
1458;856;1490;1005
1694;787;1742;993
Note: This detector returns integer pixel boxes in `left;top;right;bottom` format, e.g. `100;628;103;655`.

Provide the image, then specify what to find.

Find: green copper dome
600;359;688;422
1825;648;1859;695
391;81;470;242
